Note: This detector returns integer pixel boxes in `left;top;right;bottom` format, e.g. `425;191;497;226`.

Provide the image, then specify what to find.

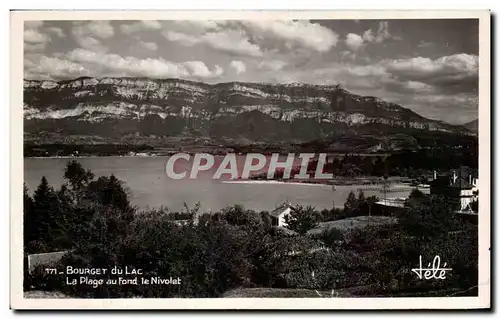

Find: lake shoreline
24;156;429;212
25;156;421;188
25;155;157;159
222;179;423;190
221;180;333;187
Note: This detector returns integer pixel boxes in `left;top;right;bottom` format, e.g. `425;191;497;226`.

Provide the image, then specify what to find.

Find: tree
408;188;426;200
64;160;94;192
344;191;358;217
29;176;66;252
362;156;375;176
23;183;33;212
400;194;459;240
357;190;366;203
23;183;34;252
260;211;273;230
365;196;378;225
373;157;386;176
222;204;263;230
284;205;319;235
84;175;135;225
317;228;343;247
55;184;75;249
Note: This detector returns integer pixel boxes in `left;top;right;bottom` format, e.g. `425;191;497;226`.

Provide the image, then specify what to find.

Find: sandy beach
220;180;332;187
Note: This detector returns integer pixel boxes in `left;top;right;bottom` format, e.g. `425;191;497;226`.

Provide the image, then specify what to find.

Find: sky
23;19;479;124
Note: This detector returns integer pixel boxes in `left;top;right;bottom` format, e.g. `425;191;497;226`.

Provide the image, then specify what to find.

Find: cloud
24;29;50;44
414;93;478;106
345;33;364;51
258;60;287;71
24;21;43;29
410;93;478;123
376;21;391;42
25;56;89;80
229;60;246;74
308;53;478;97
120;20;162;34
171;20;223;32
25;48;225;80
184;61;223;78
24;25;65;51
361;29;374;42
272;51;477;124
241;20;339;53
417;40;434;48
382;78;436;95
24;28;50;52
340;50;359;62
46;27;66;38
405;80;434;92
343;21;400;53
164;29;263;57
85;21;114;39
362;21;396;43
22;20;477;124
385;54;478;76
346;64;387;78
163;20;338;58
382;53;478;94
24;43;47;52
139;41;158;51
72;21;114;52
76;36;105;52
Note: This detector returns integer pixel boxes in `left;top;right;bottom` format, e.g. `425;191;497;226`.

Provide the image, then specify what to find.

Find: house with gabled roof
27;250;70;274
270;202;295;227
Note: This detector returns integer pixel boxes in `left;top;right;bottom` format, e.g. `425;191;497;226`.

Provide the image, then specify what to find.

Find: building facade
373;198;407;216
270;203;294;227
430;166;478;213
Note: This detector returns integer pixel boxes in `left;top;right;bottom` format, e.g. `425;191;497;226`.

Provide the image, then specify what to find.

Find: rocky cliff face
24;77;470;144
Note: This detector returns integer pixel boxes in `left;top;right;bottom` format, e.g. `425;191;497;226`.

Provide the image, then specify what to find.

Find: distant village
270;166;478;233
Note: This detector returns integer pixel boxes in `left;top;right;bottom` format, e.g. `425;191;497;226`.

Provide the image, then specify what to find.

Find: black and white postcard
10;10;491;310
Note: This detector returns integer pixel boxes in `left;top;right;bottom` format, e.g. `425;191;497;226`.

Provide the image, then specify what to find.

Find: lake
23;156;424;213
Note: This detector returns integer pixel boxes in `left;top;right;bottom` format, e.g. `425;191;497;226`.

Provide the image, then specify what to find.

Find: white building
430;167;479;213
460;174;479;212
27;251;70;274
270;203;294;227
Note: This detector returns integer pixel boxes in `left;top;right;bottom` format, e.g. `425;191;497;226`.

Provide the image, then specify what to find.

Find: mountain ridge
23;76;473;151
462;119;478;133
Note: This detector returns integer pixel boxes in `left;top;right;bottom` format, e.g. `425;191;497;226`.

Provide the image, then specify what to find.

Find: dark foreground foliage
24;161;478;298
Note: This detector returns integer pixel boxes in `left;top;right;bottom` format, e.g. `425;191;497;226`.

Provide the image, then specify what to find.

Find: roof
28;251;69;273
375;198;406;208
270;203;294;217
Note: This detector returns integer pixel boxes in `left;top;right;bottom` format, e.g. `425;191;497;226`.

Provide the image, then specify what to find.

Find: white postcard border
10;9;491;310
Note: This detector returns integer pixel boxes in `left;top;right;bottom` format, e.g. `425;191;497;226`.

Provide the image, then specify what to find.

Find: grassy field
308;216;397;235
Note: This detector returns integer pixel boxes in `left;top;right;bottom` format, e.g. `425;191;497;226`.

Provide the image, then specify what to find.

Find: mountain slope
462;119;478;133
23;77;472;150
